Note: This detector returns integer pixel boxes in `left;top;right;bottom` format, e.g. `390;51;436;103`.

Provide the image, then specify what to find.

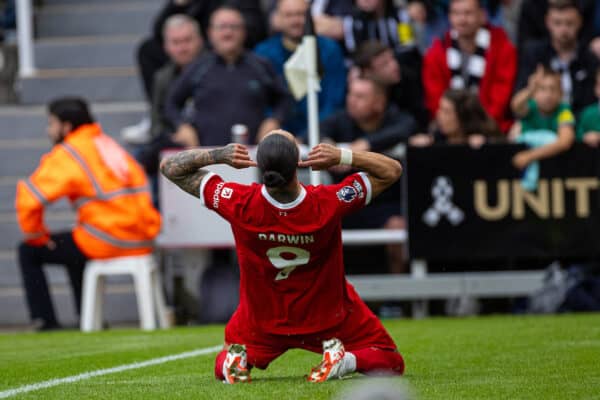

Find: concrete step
18;68;144;104
0;210;76;249
0;142;51;176
35;35;140;69
0;177;72;213
0;178;18;213
0;102;147;139
37;2;162;38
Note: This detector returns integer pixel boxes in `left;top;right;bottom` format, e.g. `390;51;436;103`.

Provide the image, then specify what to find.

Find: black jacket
390;64;428;131
320;104;417;152
517;0;599;51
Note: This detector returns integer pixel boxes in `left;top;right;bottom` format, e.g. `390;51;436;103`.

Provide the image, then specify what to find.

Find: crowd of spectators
123;0;600;274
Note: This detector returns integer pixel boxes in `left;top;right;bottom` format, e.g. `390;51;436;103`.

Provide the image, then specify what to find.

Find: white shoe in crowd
121;117;151;144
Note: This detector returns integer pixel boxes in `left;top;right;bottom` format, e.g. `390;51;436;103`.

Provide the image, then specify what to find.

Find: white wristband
339;148;353;166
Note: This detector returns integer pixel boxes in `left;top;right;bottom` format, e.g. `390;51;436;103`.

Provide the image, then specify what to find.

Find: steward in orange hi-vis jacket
16;97;161;331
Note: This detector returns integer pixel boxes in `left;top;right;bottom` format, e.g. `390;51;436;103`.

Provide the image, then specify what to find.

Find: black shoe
32;319;62;332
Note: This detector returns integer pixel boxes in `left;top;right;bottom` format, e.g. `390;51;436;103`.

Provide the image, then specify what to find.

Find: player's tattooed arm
160;144;256;198
159;149;214;197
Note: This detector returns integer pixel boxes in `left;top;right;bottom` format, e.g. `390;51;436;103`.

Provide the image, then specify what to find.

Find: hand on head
224;143;257;169
298;143;342;170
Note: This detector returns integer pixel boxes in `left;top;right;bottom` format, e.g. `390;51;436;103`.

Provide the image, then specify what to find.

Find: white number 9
266;246;310;281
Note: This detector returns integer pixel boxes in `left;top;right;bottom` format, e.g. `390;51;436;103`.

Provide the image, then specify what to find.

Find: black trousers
18;231;88;325
137;37;168;101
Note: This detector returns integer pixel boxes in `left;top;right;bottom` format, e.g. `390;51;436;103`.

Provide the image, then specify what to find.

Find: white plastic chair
80;254;170;332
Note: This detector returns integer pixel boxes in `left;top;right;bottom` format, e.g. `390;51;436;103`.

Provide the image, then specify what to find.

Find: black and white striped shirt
341;7;416;56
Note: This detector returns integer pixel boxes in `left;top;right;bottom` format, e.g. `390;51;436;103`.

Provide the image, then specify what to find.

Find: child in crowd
577;68;600;147
510;65;575;190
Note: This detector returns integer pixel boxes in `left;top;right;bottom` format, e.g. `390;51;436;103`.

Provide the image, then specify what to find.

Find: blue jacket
254;34;347;139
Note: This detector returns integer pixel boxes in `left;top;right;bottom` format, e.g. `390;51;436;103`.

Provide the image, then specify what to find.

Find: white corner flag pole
304;35;321;186
283;7;322;186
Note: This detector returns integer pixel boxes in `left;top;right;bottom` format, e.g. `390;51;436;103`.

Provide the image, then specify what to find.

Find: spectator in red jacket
422;0;517;132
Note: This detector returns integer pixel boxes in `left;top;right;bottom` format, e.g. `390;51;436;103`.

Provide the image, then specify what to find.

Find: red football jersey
200;171;373;335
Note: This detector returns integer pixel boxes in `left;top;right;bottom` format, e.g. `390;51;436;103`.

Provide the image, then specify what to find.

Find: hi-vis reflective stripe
73;185;151;209
22;178;49;205
61;142;150;209
61;142;103;195
61;143;154;249
80;223;154;248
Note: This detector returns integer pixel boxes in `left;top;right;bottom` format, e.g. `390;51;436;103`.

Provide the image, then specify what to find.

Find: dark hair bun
257;133;299;187
263;170;287;188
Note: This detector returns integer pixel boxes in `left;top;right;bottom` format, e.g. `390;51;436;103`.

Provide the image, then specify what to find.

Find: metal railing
16;0;35;77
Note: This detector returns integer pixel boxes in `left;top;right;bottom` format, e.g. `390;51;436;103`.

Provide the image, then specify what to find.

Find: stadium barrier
408;143;600;261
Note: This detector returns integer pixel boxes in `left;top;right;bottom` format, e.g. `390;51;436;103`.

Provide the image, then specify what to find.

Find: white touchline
0;344;222;399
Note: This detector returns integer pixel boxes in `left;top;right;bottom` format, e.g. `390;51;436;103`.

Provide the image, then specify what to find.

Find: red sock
351;347;405;375
214;350;227;380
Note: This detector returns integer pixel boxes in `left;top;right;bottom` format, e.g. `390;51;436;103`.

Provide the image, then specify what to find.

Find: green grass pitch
1;314;599;399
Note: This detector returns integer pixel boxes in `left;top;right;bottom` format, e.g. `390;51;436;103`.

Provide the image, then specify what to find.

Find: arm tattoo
160;146;234;198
